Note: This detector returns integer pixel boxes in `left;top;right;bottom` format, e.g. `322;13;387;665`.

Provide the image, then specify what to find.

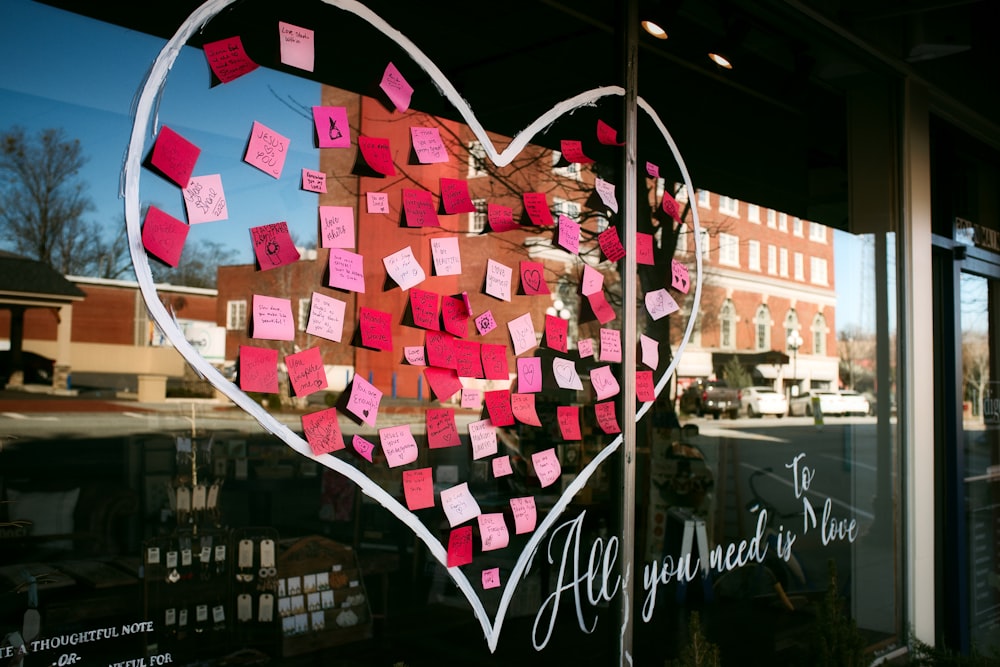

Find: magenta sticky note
637;370;657;402
380;62;413;112
481;343;510;381
312;105;351;148
482;567;501;590
519;261;549;295
411;127;449;164
516;357;542;393
302;168;327;193
379;424;418;468
150;125;200;187
352;434;376;463
402;188;440;227
557;215;580;254
661;189;681;222
478;513;509;551
427;408;460;449
488;204;519;232
319;205;355;248
305;292;347;343
560;139;594;164
409;288;440;331
671;259;691;294
286;347;328;397
367;192;389;213
531;448;562;488
239;345;279;393
425;330;457;369
182;174;227;224
522;192;553;226
402;468;434;510
545;315;568;353
252;294;294;341
600;328;622;363
447;526;473;568
251;222;300;270
511;393;541;426
591;365;621;400
475;311;498;335
327;248;366;293
358;136;396;176
595;401;621;434
598;227;626;262
424;367;463;402
557;406;581;440
346;376;382;427
141;206;188;267
302;407;345;455
597;119;624;146
441;296;469;338
359;307;393;351
203;36;259;83
245;121;289;179
454;340;483;379
278;21;314;72
637;232;655;265
492;455;513;478
587;290;617;325
484;390;515;427
440;178;475;214
646;161;660;178
510;496;537;534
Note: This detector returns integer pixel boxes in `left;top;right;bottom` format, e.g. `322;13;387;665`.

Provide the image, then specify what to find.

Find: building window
794;252;804;281
747;203;760;223
793;217;803;236
720;299;736;350
469;198;487;233
754;304;771;351
298;298;310;331
779;248;789;277
676;229;688;254
674;183;689;202
719;196;739;217
748;240;760;271
809;221;827;242
697;189;710;208
551;150;582;180
812;312;828;355
778;213;788;231
226;300;247;331
767;245;777;275
467;140;488;178
700;228;711;260
595;214;610;233
718;233;739;266
811;256;829;285
784;310;800;351
766;209;776;228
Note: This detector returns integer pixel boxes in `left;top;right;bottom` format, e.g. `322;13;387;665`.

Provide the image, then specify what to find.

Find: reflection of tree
838;327;876;392
963;331;989;414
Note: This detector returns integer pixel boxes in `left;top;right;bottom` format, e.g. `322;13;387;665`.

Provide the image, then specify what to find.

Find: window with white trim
794;252;804;281
551;150;582;180
298;298;310;331
467;140;488;178
784;310;800;351
226;300;247;331
748;240;761;271
809;222;826;242
675;229;688;254
699;228;711;260
747;204;760;223
674;183;689;202
720;299;736;350
778;213;788;231
697;189;710;208
718;196;739;217
793;217;803;236
812;312;828;356
553;197;581;221
718;232;739;267
767;244;777;275
766;209;776;228
754;304;771;351
469;198;487;233
779;248;789;277
810;256;829;285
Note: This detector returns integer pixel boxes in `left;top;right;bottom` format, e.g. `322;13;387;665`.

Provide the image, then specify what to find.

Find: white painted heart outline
123;0;704;652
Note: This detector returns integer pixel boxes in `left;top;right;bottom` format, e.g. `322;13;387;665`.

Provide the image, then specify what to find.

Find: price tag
146;547;161;564
215;545;226;562
178;609;188;627
192;485;207;510
238;539;254;568
212;605;225;623
165;608;176;626
176;487;191;512
166;551;178;569
207;483;219;509
237;595;253;622
196;605;208;623
259;594;274;622
181;549;192;567
200;546;212;563
260;539;276;568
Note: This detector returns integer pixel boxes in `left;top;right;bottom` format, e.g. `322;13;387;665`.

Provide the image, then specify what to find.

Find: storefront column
54;303;73;390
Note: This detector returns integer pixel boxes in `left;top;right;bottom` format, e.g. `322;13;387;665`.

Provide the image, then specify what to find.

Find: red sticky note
440;178;476;214
598;227;626;262
454;340;483;379
285;347;327;397
512;394;541;426
519;261;549;295
301;407;345;455
403;468;434;510
402;188;440;227
359;307;393;351
560;139;594;164
595;401;621;434
637;232;655;265
424;367;463;402
203;36;259;83
425;330;457;369
661;190;682;223
150;125;200;187
251;222;300;270
142;206;188;267
352;434;376;462
522;192;554;226
587;290;617;324
244;121;289;179
427;408;460;448
484;390;515;427
488;204;519;232
545;315;568;353
597;119;624;146
671;259;691;294
447;526;473;568
637;370;657;402
441;296;469;338
358;136;396;176
480;344;510;381
409;288;440;330
238;345;279;393
312;105;351;149
557;406;581;440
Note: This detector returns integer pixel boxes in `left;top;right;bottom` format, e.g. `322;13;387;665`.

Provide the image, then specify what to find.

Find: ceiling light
707;49;733;69
641;19;668;39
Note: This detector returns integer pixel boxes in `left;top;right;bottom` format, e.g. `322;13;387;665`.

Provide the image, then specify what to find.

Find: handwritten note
507;313;537;356
519;261;549;295
403;346;426;365
640;334;659;369
367;192;389;213
478;513;510;552
402;468;434;510
598;227;626;262
447;526;473;567
560;139;593;164
557;406;581;440
671;259;691;294
578;338;594;358
636;370;657;402
637;232;654;265
278;21;314;71
461;388;481;409
510;496;537;534
661;189;682;222
358;136;396;176
319;206;355;248
475;310;497;335
488;204;519;232
557;215;580;254
430;237;462;276
484;390;514;427
302;168;327;193
410;127;448;163
301;407;345;455
581;264;604;296
441;482;481;527
441;296;469;338
141;206;188;267
587;290;617;324
352;434;376;463
252;295;294;340
454;340;483;378
522;192;553;226
409;288;440;330
439;178;475;214
150;125;200;187
402;189;440;227
485;259;513;302
595;401;621;434
346;375;382;427
424;367;463;402
245;121;289;179
251;222;300;270
511;394;541;426
239;346;278;393
482;568;501;590
468;419;498;459
481;344;510;381
591;365;621;400
645;288;680;320
531;449;562;488
594;177;619;213
545;315;569;353
383;246;426;291
646;161;660;178
358;307;393;351
380;62;413;112
378;424;418;468
203;36;258;83
597;119;624;146
183;174;227;224
427;408;460;449
552;357;583;390
312;106;350;149
516;357;542;393
492;455;513;477
600;328;622;363
306;292;346;342
425;330;456;369
285;347;327;397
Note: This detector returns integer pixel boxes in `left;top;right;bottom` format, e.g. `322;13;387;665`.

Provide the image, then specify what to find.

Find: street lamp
787;331;803;397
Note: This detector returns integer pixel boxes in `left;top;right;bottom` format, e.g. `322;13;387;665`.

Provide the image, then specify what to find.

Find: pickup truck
679;380;741;419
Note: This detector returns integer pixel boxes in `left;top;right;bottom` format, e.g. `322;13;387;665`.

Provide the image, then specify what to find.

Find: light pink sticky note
597;119;624;146
404;346;426;366
302;168;327;193
482;568;501;590
581;264;604;296
516;357;542;393
531;449;562;489
519;261;549;295
578;338;594;358
440;178;476;214
560;139;594;164
252;295;294;340
239;345;279;393
306;292;347;343
183;174;227;224
600;328;622;363
510;496;537;534
587;290;617;324
359;307;393;351
367;191;390;213
352;434;376;462
411;127;449;164
383;246;426;291
346;375;382;427
430;237;462;276
488;204;519;232
327;248;366;293
379;424;418;468
151;126;200;187
441;482;481;527
640;334;659;370
595;177;619;213
475;311;498;335
402;188;440;227
478;513;510;552
522;192;554;226
637;232;655;265
557;406;581;440
279;21;314;71
461;388;482;409
312;106;350;149
646;161;660;178
319;206;355;248
591;365;621;400
358;136;396;176
302;407;345;455
402;468;434;510
380;62;413;112
557;215;580;254
637;370;657;402
595;401;621;434
447;526;473;567
671;259;691;294
492;455;513;478
203;36;258;83
511;394;541;426
468;419;498;460
251;221;300;270
485;259;513;302
286;347;327;398
245;121;289;179
507;313;537;356
645;288;680;320
141;206;188;267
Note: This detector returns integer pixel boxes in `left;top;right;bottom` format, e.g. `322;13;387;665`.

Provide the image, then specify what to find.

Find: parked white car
788;390;843;416
837;390;871;416
740;386;788;418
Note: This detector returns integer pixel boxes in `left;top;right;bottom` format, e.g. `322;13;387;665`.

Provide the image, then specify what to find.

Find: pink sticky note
142;206;188;267
286;347;328;397
441;482;481;527
557;215;580;254
367;192;390;213
646;161;660;178
519;261;549;295
252;294;294;340
531;448;562;488
439;178;475;214
359;307;393;351
425;330;457;369
560;139;594;164
245;121;289;179
475;311;498;336
383;245;426;290
279;21;314;71
302;168;327;193
587;290;617;324
492;456;513;478
203;36;259;83
522;192;554;226
597;119;624;146
411;127;449;164
557;406;582;440
582;264;604;296
430;237;462;276
512;394;541;426
478;513;510;552
404;346;426;366
510;496;537;534
468;419;498;460
488;204;519;232
484;390;514;427
302;407;346;456
403;468;434;511
327;248;366;293
306;292;347;343
461;388;482;409
409;288;440;331
319;206;355;248
637;370;657;402
578;338;594;358
251;222;300;270
481;344;510;381
637;232;655;265
595;177;619;213
485;259;513;302
454;340;483;378
598;227;626;262
516;357;542;393
447;526;473;567
545;315;569;353
312;106;350;149
379;424;418;468
553;357;582;390
352;434;376;463
671;259;691;294
640;334;659;369
600;328;622;363
239;346;279;393
596;401;621;434
183;174;227;224
507;313;537;356
151;125;200;187
380;62;413;112
402;188;440;227
427;408;460;449
482;568;501;590
346;376;382;427
662;190;682;223
424;367;463;402
591;365;621;400
441;296;469;338
358;136;396;176
645;288;680;320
